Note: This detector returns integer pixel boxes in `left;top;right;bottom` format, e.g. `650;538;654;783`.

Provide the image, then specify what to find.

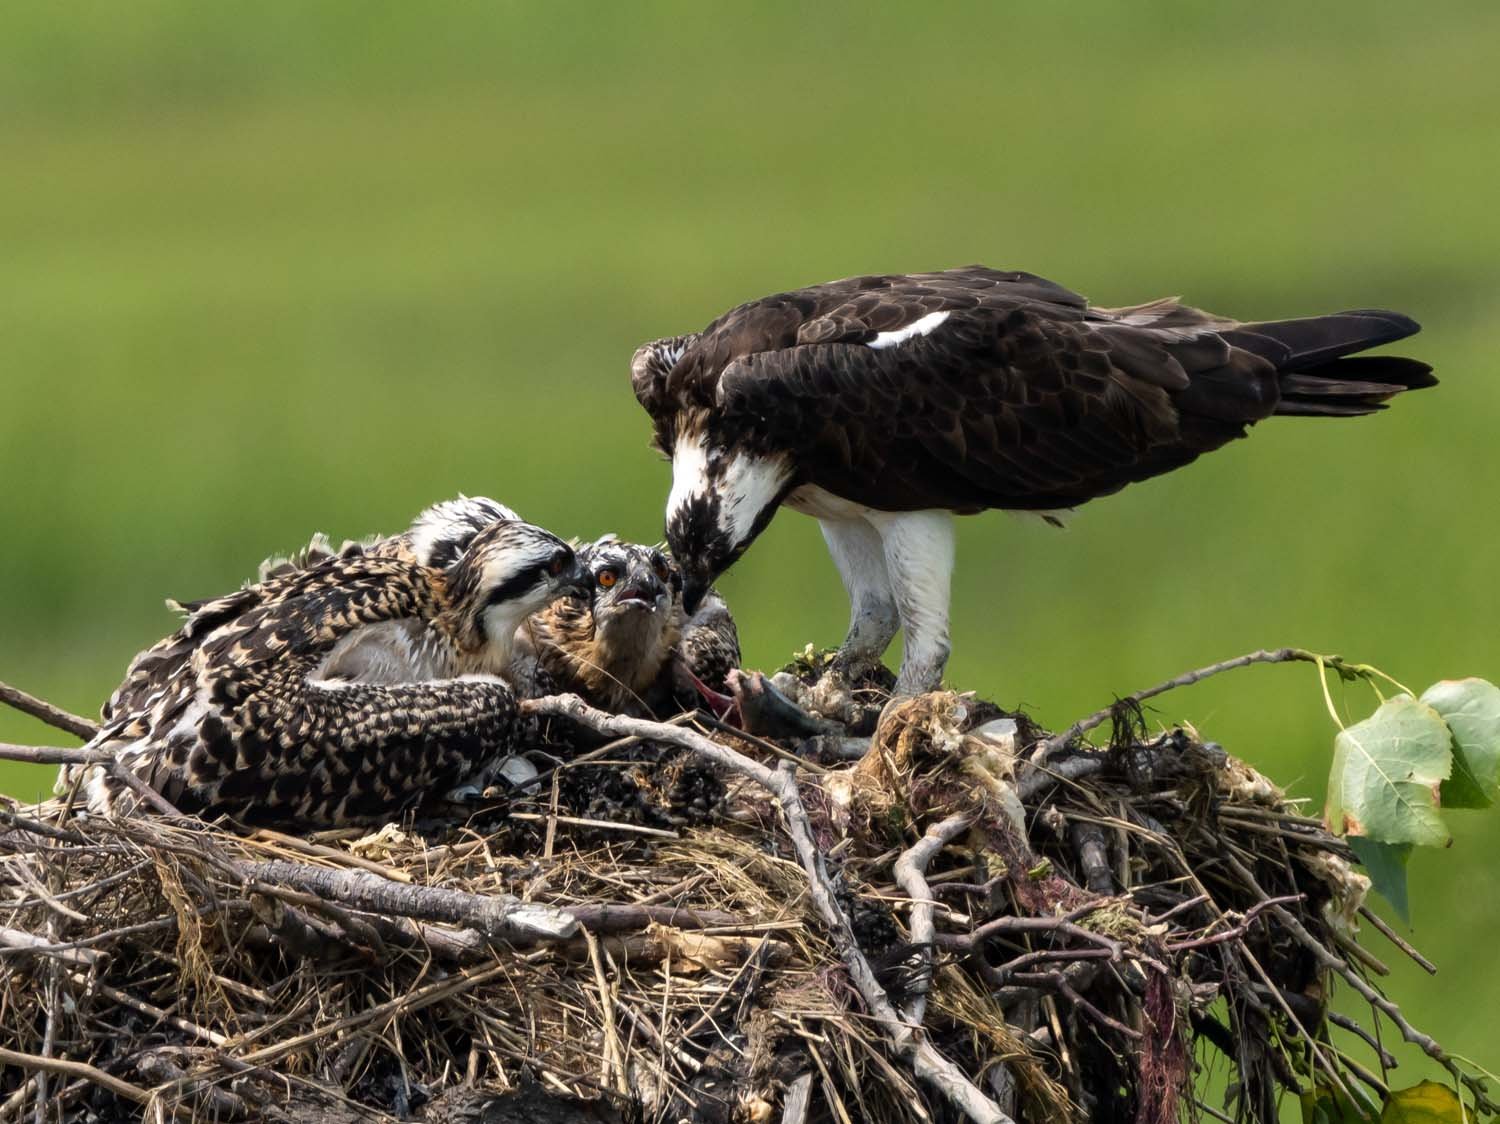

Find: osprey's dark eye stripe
485;565;547;606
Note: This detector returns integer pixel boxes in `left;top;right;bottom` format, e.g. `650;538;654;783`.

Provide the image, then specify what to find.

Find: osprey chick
513;536;740;718
64;498;587;825
633;265;1436;695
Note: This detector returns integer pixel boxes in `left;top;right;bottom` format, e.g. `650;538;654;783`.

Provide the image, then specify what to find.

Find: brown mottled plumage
63;499;586;826
512;537;739;718
100;496;522;730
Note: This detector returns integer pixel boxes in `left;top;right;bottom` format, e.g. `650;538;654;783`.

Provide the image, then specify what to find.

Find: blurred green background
1;0;1495;1110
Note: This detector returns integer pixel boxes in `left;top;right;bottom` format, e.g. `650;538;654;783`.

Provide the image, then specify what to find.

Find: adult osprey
632;266;1435;695
62;498;588;825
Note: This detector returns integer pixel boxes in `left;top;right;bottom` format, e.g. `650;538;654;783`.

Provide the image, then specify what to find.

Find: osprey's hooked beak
558;558;591;602
681;566;710;616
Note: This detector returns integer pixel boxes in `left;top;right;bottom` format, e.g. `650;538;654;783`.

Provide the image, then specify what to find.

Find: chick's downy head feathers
517;537;686;713
408;494;523;568
444;519;589;658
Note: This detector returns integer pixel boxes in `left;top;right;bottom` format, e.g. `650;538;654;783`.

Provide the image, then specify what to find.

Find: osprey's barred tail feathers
1225;310;1437;417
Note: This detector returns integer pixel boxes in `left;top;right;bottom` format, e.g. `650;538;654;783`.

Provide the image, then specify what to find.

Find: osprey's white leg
868;509;956;695
819;517;900;673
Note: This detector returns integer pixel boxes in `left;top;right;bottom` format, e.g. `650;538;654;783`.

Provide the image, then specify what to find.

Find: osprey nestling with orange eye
510;535;740;718
632;265;1435;695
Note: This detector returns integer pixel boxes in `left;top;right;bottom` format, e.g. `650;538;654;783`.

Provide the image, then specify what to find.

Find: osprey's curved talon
632;266;1435;694
62;497;588;826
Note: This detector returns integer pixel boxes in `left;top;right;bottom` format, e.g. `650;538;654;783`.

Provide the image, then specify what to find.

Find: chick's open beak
614;578;659;607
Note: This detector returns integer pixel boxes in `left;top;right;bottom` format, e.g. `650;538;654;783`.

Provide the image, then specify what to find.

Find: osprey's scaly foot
829;645;887;686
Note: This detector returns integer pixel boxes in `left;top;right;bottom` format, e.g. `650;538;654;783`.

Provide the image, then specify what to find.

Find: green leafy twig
1043;647;1404;753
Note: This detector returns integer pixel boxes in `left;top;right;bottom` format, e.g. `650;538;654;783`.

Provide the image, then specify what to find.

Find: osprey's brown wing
634;266;1432;513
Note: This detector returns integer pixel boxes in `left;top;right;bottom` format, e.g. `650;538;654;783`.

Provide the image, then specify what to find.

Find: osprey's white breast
784;485;879;521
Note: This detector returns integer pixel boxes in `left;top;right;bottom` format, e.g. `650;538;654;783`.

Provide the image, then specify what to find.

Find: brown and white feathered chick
62;498;587;826
511;537;739;718
98;496;524;728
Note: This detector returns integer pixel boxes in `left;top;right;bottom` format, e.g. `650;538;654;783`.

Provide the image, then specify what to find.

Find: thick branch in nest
0;681;98;741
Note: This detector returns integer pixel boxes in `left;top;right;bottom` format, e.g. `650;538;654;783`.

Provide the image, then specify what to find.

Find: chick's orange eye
548;552;567;576
597;569;618;589
652;559;670;582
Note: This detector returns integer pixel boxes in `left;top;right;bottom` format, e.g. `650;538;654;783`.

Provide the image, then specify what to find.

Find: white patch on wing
867;309;951;350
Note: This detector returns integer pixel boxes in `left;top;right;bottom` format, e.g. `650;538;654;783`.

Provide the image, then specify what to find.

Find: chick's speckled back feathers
64;499;582;826
155;556;516;823
100;495;523;729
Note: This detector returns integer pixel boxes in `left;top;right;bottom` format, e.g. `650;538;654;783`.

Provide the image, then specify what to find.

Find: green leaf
1302;1083;1379;1123
1381;1080;1465;1123
1325;696;1452;847
1348;837;1412;924
1421;678;1500;809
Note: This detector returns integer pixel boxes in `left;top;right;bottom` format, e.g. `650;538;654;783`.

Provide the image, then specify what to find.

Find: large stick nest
0;663;1470;1124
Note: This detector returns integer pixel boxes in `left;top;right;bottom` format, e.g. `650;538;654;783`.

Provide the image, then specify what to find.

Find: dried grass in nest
0;664;1485;1124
